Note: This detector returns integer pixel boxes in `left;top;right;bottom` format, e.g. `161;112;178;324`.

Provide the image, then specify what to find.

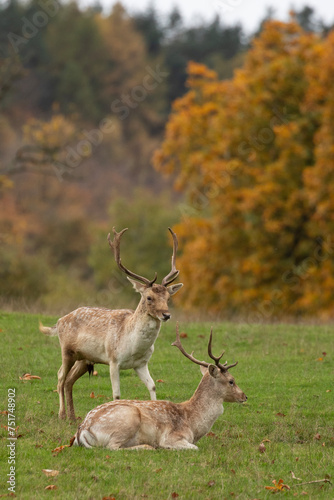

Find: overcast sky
96;0;334;33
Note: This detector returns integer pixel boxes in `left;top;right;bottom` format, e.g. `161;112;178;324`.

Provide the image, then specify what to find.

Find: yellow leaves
265;478;290;492
187;61;218;82
154;21;334;316
0;175;13;191
23;114;78;152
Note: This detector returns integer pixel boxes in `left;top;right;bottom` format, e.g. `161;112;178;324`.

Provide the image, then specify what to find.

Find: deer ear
167;283;183;296
127;277;148;293
208;364;220;378
200;365;207;376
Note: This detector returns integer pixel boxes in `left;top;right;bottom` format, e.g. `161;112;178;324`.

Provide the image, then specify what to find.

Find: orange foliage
154;21;334;319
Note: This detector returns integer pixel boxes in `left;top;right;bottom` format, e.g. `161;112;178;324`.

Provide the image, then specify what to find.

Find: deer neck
130;300;161;336
181;374;224;442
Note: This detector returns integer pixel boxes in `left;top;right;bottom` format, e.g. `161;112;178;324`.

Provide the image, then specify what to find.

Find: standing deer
72;325;247;450
40;227;183;420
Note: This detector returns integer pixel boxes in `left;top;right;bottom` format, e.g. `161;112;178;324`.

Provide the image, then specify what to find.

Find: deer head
107;227;183;322
172;325;247;404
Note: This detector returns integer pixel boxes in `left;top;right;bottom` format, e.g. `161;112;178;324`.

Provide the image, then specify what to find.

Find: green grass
0;311;333;499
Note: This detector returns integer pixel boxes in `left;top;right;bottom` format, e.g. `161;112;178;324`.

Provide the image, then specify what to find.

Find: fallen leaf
90;392;95;398
155;468;162;473
0;411;8;415
317;357;323;361
93;371;98;376
206;432;217;438
208;480;215;487
102;497;116;500
20;373;41;381
171;493;179;499
42;469;59;478
265;479;290;492
259;443;266;453
45;485;57;490
52;444;70;455
276;412;286;417
326;389;331;393
322;352;327;356
180;332;188;338
156;379;165;383
262;438;271;443
314;433;321;440
291;471;302;481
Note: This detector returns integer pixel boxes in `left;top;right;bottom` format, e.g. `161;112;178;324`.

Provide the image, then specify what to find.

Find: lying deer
73;326;247;450
40;227;183;420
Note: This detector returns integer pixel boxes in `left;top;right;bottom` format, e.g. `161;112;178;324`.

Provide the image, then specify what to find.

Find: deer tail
39;320;58;336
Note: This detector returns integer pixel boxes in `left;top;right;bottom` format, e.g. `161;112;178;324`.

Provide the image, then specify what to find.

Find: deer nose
162;312;171;321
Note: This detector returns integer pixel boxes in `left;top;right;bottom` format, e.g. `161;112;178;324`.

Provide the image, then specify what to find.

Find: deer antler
161;227;180;286
172;324;209;368
172;325;238;372
108;227;157;287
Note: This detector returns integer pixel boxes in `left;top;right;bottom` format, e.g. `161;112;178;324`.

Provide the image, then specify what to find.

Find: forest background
1;1;334;322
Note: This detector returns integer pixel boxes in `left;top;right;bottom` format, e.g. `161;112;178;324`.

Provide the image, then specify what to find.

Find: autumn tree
154;20;334;320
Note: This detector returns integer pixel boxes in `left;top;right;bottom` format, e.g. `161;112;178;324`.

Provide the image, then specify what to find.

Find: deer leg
65;360;89;420
134;364;156;400
160;435;198;450
109;362;121;400
57;355;76;419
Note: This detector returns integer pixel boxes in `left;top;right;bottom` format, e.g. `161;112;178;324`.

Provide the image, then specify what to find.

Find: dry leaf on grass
89;392;106;398
259;443;266;453
265;479;290;492
51;444;71;455
45;485;57;490
20;373;41;381
42;469;59;478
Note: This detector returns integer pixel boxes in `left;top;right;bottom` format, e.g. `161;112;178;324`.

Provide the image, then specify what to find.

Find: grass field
0;310;333;499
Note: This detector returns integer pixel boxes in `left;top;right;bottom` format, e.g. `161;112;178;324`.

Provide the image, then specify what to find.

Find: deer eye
147;296;153;302
229;380;234;386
